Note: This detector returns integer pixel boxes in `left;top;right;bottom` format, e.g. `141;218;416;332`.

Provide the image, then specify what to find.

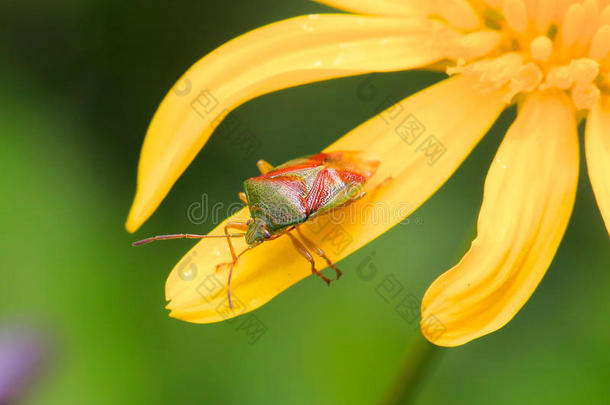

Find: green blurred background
1;1;608;404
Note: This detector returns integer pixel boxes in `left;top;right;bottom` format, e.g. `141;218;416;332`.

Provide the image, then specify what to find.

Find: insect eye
263;229;271;239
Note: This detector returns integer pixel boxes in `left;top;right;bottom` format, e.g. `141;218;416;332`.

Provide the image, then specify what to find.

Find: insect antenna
132;233;245;247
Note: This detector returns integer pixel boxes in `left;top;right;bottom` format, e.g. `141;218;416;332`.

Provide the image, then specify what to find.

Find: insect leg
256;159;274;174
296;227;342;280
215;222;249;273
215;222;250;309
287;232;332;286
225;222;248;260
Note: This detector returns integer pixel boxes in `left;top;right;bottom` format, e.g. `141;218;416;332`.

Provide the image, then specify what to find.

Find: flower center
439;0;610;110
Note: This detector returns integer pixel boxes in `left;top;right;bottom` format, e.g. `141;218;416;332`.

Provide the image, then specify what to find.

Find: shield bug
133;151;379;307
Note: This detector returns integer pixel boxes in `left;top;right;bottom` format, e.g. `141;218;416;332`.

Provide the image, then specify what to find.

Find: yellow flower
126;0;610;346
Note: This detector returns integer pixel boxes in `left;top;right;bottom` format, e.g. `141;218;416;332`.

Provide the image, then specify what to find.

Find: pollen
570;58;599;85
572;82;601;109
530;36;552;62
543;66;574;89
506;63;543;103
440;0;610;111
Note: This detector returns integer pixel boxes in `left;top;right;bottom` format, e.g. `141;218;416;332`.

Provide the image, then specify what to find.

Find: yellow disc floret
439;0;610;110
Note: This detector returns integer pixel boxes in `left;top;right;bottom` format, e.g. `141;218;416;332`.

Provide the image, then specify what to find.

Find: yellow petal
313;0;435;17
315;0;482;30
126;14;455;232
585;95;610;235
421;91;579;347
165;76;506;323
436;0;481;30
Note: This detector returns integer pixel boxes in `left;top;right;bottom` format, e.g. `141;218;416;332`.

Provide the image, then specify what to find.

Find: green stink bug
133;151;379;307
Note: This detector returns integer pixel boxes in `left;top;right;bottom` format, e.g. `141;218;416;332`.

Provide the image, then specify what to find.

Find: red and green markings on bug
133;151;380;308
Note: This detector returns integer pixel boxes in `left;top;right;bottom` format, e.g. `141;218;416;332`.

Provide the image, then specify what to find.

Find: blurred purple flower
0;323;49;404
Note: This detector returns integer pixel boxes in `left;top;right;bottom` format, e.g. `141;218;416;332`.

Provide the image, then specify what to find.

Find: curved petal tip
421;91;579;346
